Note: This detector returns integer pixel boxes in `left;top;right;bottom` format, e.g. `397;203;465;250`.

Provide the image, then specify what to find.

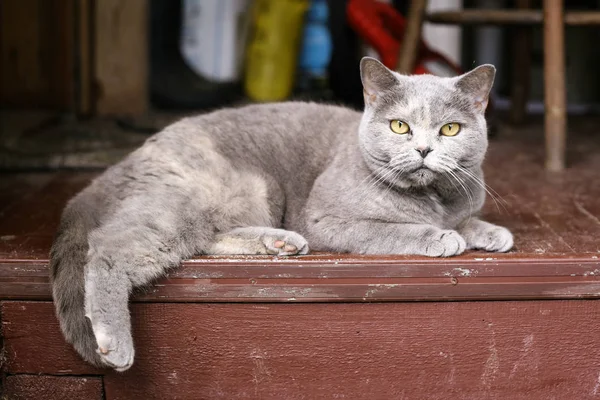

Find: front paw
468;225;513;252
424;230;466;257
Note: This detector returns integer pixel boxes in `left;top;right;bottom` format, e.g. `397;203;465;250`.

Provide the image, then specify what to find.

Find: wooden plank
1;254;599;303
3;375;103;400
5;301;597;399
94;0;148;116
0;0;75;109
543;0;567;171
2;301;103;375
427;10;600;26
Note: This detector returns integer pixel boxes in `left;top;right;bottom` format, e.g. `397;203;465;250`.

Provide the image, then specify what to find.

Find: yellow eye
440;123;461;136
390;120;410;134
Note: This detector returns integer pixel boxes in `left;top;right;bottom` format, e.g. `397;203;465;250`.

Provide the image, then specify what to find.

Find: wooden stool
398;0;600;172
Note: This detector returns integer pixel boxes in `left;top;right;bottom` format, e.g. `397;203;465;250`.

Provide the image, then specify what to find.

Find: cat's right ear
360;57;398;106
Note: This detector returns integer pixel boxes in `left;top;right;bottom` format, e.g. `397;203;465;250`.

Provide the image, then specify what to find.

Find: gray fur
50;57;513;371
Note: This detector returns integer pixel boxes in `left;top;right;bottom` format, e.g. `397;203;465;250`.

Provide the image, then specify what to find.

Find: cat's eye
390;120;410;134
440;123;461;136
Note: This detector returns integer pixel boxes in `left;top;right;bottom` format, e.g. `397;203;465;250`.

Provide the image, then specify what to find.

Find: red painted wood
3;375;103;400
2;301;103;375
2;256;600;302
4;300;600;399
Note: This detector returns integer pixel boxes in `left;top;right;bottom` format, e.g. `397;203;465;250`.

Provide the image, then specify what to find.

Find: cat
50;57;513;371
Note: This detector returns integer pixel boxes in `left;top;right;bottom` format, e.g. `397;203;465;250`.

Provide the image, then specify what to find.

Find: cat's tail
49;200;103;367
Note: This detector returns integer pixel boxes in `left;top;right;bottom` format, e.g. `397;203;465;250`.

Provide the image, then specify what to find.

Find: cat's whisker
381;165;407;197
441;163;474;221
436;155;508;214
359;162;393;191
452;164;509;214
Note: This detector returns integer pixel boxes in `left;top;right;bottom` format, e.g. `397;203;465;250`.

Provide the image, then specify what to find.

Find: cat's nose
415;146;433;158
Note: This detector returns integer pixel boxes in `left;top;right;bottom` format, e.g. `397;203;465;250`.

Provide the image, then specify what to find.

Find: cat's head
358;57;495;188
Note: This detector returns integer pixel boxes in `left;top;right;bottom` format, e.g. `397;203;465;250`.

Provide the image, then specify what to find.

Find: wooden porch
0;116;599;399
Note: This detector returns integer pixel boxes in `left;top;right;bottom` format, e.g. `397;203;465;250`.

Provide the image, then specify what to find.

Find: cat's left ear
455;65;496;112
360;57;398;106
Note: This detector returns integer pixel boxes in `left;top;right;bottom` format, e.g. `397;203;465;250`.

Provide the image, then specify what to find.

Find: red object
347;0;463;76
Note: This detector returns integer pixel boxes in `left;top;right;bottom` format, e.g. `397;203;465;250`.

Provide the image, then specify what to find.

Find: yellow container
244;0;309;102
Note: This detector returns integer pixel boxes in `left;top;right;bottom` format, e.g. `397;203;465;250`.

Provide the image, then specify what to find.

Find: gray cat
50;57;513;371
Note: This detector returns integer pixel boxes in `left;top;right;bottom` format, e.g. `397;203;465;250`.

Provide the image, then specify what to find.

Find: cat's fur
50;58;513;371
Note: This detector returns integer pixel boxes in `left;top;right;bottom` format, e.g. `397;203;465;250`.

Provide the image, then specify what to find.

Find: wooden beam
397;0;428;74
543;0;567;171
427;9;600;26
94;0;148;116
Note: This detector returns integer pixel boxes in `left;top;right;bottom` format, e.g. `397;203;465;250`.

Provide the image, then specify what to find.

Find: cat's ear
455;64;496;112
360;57;398;106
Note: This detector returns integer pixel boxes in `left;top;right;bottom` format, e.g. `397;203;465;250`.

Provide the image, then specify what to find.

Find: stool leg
510;0;533;125
397;0;429;74
543;0;567;171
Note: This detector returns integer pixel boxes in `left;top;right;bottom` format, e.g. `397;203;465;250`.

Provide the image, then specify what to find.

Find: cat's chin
405;168;437;187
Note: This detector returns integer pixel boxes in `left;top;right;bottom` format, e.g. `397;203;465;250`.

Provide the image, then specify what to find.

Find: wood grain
3;375;103;400
2;255;600;303
2;301;103;375
94;0;148;115
4;300;600;399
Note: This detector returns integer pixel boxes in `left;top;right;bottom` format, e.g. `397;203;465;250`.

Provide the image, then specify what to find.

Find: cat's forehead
377;74;475;121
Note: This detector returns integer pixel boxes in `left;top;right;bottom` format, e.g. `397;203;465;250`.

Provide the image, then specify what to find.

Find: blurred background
1;0;600;170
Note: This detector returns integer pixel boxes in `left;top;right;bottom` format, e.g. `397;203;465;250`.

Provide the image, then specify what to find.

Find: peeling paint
481;325;499;388
453;267;476;277
250;348;271;393
592;372;600;395
509;334;535;378
364;284;401;298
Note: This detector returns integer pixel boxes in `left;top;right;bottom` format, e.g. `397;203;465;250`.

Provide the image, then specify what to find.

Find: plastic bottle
298;0;333;90
244;0;309;102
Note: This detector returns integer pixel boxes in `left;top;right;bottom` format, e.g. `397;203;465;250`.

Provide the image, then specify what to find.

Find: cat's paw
467;225;513;252
424;230;466;257
263;230;309;256
93;323;135;372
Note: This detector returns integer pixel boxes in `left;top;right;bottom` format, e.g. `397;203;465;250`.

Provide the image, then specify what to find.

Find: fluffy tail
49;201;102;367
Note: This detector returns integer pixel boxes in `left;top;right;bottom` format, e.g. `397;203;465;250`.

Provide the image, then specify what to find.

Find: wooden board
94;0;148;116
0;0;75;109
3;300;600;400
2;255;600;303
3;375;103;400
